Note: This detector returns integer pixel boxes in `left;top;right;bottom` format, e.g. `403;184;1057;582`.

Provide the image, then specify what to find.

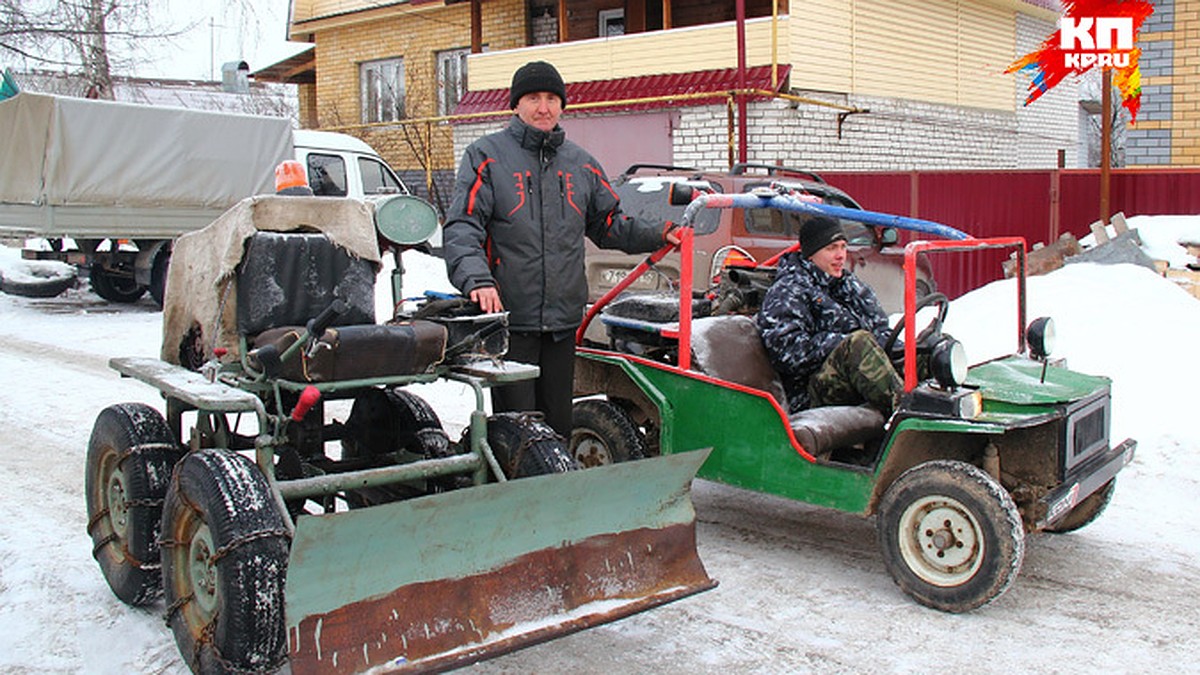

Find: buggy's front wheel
161;449;289;673
877;460;1024;613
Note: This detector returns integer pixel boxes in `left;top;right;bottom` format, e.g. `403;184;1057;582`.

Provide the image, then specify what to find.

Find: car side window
612;178;722;236
359;157;408;195
306;153;348;197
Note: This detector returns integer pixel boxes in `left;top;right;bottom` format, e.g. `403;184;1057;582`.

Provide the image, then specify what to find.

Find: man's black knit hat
799;216;847;258
509;61;567;109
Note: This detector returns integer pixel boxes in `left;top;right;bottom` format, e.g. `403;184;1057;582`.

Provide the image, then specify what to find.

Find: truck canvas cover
0;92;291;235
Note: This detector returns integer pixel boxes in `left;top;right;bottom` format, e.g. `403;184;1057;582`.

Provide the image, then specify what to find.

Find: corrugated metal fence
820;168;1200;299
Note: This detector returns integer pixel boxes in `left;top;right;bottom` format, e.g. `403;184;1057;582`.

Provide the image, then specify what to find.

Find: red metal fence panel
821;168;1200;299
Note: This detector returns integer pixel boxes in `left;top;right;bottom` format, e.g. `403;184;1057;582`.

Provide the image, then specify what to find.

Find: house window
599;9;625;37
436;48;469;116
361;57;404;123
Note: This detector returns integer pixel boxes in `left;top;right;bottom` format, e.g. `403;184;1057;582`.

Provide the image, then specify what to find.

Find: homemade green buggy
572;188;1136;612
84;193;713;674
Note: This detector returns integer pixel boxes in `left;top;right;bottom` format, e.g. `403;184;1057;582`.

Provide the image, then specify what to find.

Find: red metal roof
454;65;791;118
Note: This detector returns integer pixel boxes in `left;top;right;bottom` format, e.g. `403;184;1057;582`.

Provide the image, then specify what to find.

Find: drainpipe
736;0;748;165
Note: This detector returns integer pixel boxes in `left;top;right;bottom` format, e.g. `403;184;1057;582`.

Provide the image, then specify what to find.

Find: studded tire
876;460;1025;613
569;398;646;467
486;412;577;479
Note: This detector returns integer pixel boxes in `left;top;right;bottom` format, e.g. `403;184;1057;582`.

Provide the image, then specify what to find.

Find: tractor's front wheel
1045;479;1116;534
161;449;289;674
877;460;1025;613
487;412;577;478
85;403;183;606
569;398;646;467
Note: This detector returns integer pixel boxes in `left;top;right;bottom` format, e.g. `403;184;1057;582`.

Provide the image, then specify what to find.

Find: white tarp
0;91;291;209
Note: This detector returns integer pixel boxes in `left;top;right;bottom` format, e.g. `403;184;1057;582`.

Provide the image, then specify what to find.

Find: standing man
757;216;902;415
443;60;679;437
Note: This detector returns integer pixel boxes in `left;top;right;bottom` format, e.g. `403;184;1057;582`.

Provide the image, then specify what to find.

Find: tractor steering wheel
884;292;950;356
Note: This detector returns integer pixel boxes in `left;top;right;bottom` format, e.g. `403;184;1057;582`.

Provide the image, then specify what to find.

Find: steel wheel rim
571;430;613;467
187;523;219;616
103;453;130;541
897;495;984;587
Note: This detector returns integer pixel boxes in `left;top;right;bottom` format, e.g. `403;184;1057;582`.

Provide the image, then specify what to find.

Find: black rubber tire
342;388;458;504
89;265;147;303
876;460;1025;613
486;412;577;479
85;403;183;606
149;244;172;307
0;261;76;298
569;398;646;467
1045;479;1116;533
161;449;289;674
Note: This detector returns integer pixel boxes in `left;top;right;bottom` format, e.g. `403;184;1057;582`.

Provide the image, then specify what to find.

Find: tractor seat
690;314;885;459
238;231;447;381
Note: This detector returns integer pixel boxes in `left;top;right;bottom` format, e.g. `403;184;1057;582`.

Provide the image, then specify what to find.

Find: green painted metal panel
284;448;709;625
966;356;1110;405
603;356;877;513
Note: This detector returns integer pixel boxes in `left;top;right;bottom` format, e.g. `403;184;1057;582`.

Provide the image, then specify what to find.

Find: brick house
1123;0;1200;166
260;1;1086;209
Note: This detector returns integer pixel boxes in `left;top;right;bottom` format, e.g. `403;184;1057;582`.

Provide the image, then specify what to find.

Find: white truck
0;90;410;304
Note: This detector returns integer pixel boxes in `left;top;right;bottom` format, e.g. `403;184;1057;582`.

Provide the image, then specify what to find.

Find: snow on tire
876;459;1025;613
160;449;289;674
85;403;184;606
0;259;76;298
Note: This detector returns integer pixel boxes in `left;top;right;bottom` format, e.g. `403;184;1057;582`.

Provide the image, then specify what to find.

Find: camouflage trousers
807;330;902;414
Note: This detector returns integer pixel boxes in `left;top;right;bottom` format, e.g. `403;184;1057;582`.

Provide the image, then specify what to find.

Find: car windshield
742;184;875;246
612;177;723;235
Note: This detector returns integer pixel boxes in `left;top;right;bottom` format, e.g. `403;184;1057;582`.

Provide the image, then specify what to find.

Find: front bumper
1037;437;1137;529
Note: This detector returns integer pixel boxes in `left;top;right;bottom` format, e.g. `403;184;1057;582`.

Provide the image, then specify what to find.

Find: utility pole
1100;68;1112;226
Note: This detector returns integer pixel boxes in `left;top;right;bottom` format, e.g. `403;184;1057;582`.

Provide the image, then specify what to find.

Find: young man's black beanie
509;61;568;109
800;216;847;258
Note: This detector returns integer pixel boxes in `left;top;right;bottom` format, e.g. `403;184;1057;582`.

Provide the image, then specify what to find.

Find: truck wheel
161;449;289;674
149;245;172;307
487;412;577;478
85;403;183;606
1045;479;1116;534
877;459;1025;613
569;398;646;467
0;260;76;298
89;265;146;303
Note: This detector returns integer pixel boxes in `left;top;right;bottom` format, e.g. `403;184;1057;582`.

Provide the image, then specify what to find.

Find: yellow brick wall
1173;1;1200;164
309;0;527;172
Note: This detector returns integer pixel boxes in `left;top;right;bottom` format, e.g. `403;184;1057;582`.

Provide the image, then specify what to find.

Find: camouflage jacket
756;252;890;409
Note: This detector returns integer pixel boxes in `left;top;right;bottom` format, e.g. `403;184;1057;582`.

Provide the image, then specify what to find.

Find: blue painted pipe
682;191;971;241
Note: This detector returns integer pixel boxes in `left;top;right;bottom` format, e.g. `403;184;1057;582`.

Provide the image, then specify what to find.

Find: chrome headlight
1026;316;1056;359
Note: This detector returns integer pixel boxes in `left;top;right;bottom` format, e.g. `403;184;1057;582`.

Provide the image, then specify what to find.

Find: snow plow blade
284;448;714;674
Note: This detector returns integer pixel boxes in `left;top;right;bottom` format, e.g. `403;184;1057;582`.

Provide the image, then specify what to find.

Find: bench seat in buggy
687;314;886;460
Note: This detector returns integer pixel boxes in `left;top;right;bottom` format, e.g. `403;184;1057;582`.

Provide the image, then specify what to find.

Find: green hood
965;356;1111;406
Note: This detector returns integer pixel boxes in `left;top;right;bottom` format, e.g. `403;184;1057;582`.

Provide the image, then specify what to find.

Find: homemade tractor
572;187;1135;612
84;194;714;673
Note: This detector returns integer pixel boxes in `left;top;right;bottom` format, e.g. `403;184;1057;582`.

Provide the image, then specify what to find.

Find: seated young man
756;216;902;415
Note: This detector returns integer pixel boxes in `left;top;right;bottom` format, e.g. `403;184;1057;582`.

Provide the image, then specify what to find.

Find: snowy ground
1;216;1199;674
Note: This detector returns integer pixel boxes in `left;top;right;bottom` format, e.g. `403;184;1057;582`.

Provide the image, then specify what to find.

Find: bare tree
1;0;188;98
1079;70;1129;168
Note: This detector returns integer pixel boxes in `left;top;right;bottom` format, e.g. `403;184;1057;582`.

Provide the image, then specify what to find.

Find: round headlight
1026;316;1056;359
374;194;440;246
931;339;969;389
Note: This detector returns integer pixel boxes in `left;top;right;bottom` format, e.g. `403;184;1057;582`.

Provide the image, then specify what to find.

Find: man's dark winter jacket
756;251;890;410
443;116;668;332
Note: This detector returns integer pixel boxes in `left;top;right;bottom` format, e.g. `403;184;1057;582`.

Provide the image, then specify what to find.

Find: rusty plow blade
283;448;715;674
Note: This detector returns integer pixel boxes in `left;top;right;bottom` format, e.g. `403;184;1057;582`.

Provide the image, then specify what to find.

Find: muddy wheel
161;449;289;674
89;265;146;303
487;412;577;478
85;403;183;606
1045;479;1116;534
877;460;1025;613
569;398;645;467
149;244;172;307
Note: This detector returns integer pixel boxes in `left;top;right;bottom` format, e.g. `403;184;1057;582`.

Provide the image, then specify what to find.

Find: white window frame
599;9;625;37
436;48;470;117
360;57;405;123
